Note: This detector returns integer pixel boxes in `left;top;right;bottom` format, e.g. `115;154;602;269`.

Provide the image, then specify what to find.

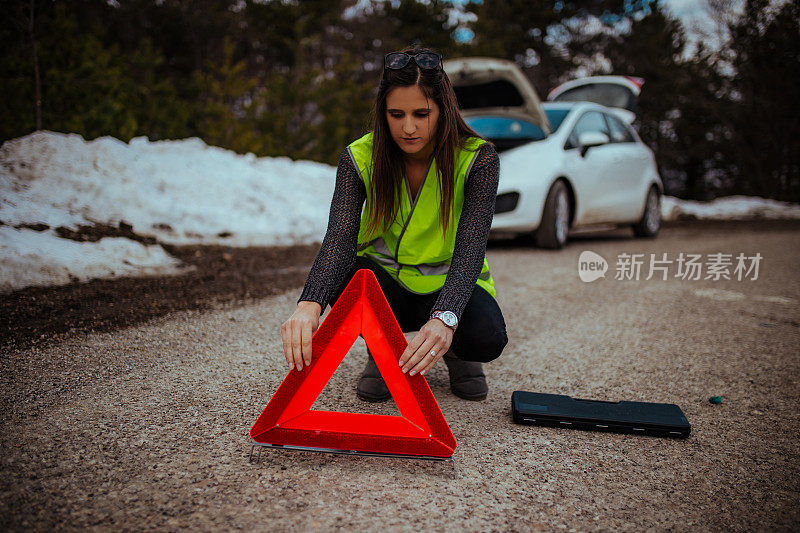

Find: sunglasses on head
384;51;443;71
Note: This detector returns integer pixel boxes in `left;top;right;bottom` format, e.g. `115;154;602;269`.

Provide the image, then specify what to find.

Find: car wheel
633;186;661;238
535;180;570;249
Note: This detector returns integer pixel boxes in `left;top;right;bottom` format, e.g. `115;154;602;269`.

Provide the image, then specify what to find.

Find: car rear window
554;83;636;111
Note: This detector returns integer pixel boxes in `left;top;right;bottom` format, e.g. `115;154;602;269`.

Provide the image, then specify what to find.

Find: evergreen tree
10;0;791;204
727;0;800;201
123;36;195;142
602;5;711;198
1;0;38;141
563;4;733;199
465;1;581;94
192;36;260;153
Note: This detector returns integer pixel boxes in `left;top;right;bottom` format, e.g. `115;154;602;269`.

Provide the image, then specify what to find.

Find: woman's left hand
399;318;454;376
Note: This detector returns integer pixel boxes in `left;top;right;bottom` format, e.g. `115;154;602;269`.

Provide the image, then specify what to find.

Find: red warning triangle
250;269;457;458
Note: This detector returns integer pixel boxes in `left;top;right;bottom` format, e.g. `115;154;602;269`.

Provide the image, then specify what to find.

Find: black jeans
328;255;508;363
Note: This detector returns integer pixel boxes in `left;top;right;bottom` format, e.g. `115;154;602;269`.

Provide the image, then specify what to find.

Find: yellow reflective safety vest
346;132;496;298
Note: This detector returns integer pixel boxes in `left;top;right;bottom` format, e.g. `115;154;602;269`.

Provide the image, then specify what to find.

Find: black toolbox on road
512;391;691;438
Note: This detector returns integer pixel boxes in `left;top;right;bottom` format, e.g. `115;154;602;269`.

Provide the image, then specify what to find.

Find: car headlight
494;192;519;214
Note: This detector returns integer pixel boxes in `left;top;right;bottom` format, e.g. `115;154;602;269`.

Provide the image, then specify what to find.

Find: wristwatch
430;310;458;331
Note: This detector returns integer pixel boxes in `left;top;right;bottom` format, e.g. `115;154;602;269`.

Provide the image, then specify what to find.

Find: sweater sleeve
297;148;366;311
430;142;500;321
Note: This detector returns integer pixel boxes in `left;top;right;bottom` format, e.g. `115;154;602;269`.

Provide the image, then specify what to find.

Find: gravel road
2;222;798;531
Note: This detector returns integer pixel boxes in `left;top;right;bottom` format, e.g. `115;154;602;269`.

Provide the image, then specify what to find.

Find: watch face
440;311;457;327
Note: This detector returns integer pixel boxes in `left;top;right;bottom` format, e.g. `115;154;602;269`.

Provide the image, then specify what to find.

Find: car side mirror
578;131;610;157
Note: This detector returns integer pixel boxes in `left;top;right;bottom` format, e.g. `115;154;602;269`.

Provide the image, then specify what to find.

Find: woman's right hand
281;301;322;371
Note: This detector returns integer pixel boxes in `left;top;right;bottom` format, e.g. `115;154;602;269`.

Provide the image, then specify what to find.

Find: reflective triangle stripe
361;241;493;287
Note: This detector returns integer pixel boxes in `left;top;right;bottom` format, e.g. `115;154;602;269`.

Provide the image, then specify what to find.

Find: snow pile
661;195;800;221
1;131;335;246
1;228;188;291
1;131;336;293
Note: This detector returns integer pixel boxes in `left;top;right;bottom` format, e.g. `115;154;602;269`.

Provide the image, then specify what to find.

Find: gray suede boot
356;351;391;402
443;350;488;400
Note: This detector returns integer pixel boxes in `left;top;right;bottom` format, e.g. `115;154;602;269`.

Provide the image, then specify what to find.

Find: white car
444;58;662;249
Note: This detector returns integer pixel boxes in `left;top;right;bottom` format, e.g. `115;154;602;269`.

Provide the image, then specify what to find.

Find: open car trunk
444;57;551;153
547;75;644;123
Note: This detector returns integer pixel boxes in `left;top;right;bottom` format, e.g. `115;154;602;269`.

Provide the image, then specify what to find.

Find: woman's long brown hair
364;45;488;241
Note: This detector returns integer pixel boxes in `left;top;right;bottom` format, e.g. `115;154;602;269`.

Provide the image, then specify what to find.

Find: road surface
2;222;798;531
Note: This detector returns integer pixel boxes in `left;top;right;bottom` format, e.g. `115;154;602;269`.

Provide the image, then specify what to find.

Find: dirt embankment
0;243;320;351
